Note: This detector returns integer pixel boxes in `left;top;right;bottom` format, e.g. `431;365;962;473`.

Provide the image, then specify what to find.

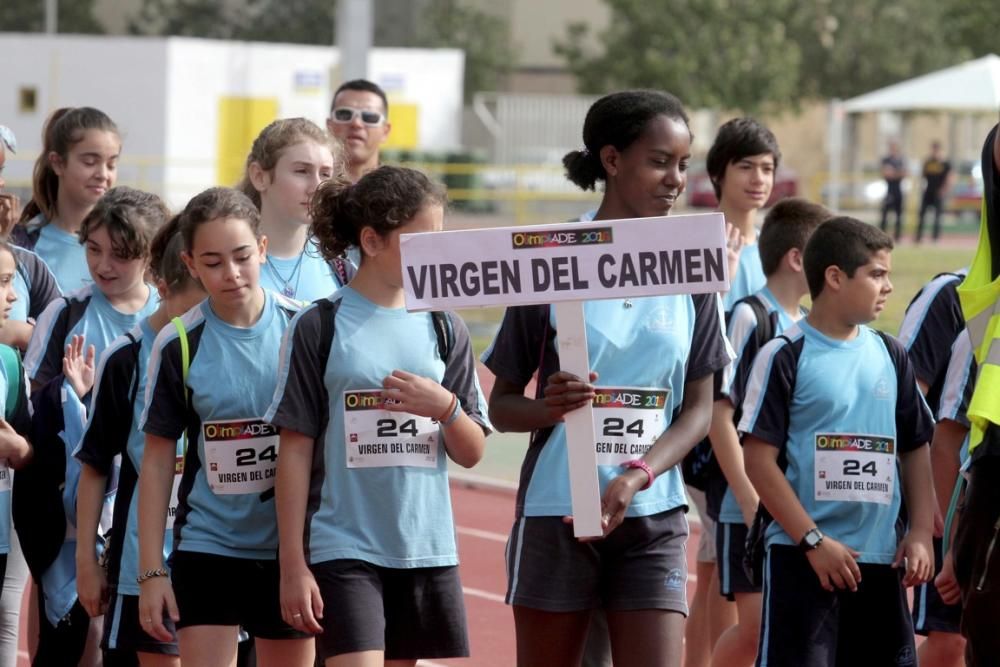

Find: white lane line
417;661;449;666
463;586;506;604
457;525;508;543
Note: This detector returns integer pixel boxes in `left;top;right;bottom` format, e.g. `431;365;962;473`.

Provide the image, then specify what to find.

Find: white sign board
401;213;728;536
401;213;729;311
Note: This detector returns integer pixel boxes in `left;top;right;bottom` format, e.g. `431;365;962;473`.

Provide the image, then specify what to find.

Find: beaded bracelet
136;567;169;585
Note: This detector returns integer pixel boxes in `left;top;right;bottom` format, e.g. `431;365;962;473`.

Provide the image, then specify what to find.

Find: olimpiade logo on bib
510;227;613;249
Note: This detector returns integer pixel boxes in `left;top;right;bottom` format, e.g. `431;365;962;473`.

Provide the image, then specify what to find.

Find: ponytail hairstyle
19;107;120;223
562;90;691;191
311;165;445;263
149;213;199;293
177;187;261;253
237;117;344;209
78;186;168;261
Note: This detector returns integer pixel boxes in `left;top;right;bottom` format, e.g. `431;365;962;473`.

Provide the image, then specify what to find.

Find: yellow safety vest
958;125;1000;455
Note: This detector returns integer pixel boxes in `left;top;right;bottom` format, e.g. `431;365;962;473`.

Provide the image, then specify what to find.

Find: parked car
947;160;983;220
686;162;798;208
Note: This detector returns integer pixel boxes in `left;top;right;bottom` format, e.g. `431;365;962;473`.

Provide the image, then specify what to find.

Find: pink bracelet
622;459;655;490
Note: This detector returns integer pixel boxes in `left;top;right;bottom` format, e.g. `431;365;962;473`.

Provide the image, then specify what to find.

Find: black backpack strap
124;332;141;408
316;298;336;375
431;311;454;363
731;294;775;350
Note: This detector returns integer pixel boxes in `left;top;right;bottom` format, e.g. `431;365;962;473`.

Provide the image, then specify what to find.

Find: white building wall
1;34;463;207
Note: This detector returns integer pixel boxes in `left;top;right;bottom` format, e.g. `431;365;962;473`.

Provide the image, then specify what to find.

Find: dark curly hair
177;187;260;253
78;186;169;260
562;90;691;191
311;165;446;262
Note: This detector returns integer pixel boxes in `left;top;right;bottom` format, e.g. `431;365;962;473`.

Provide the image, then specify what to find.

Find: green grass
451;243;976;486
870;245;973;334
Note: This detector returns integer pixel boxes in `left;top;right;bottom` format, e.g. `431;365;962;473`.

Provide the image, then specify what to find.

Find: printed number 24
843;459;877;476
377;419;418;437
602;418;644;438
235;445;277;466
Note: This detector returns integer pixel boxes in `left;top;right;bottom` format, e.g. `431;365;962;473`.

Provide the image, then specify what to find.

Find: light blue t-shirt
259;240;347;304
266;287;491;568
482;294;731;519
10;246;62;324
722;243;765;312
34;222;91;293
140;290;299;560
738;321;933;564
24;284;159;387
717;287;801;524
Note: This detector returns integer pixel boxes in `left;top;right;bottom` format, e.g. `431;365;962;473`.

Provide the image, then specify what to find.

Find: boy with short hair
706;117;781;311
741;217;936;667
709;198;831;667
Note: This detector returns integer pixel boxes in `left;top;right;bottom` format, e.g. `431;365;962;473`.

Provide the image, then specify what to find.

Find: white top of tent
843;54;1000;113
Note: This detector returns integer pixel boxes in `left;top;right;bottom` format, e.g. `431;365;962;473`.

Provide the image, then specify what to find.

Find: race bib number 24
203;419;279;495
814;433;895;505
344;390;439;469
592;387;669;466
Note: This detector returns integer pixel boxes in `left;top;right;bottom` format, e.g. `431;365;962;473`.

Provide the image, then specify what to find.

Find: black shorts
757;545;916;667
715;521;760;600
169;551;309;640
505;508;689;614
103;589;179;655
310;559;469;661
912;536;961;635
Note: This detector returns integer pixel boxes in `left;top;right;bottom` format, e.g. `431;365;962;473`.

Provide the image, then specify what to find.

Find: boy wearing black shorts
742;217;935;667
709;198;829;667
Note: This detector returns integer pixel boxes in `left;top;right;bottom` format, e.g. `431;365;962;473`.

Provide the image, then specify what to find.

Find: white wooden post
553;301;603;536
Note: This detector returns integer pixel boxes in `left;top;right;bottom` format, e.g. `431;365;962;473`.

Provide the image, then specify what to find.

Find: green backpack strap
171;317;190;459
0;344;22;420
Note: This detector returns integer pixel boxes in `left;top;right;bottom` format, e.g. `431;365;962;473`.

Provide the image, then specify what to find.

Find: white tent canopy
843;54;1000;113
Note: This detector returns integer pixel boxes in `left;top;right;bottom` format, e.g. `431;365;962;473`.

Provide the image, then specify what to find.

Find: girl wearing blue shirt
15;107;121;293
137;187;312;667
483;90;731;667
75;214;206;666
269;166;489;666
239;118;354;303
24;186;162;391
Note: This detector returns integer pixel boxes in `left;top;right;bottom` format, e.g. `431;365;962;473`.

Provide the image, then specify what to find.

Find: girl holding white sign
75;214;206;666
483;90;731;667
268;165;490;666
136;188;312;667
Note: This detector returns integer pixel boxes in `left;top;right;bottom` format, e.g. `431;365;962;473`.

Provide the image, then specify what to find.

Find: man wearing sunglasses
327;79;392;183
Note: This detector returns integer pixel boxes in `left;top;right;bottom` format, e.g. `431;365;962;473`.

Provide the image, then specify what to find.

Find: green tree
128;0;238;39
556;0;969;110
129;0;335;44
941;0;1000;59
790;0;966;99
0;0;103;34
411;0;515;101
554;0;802;113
